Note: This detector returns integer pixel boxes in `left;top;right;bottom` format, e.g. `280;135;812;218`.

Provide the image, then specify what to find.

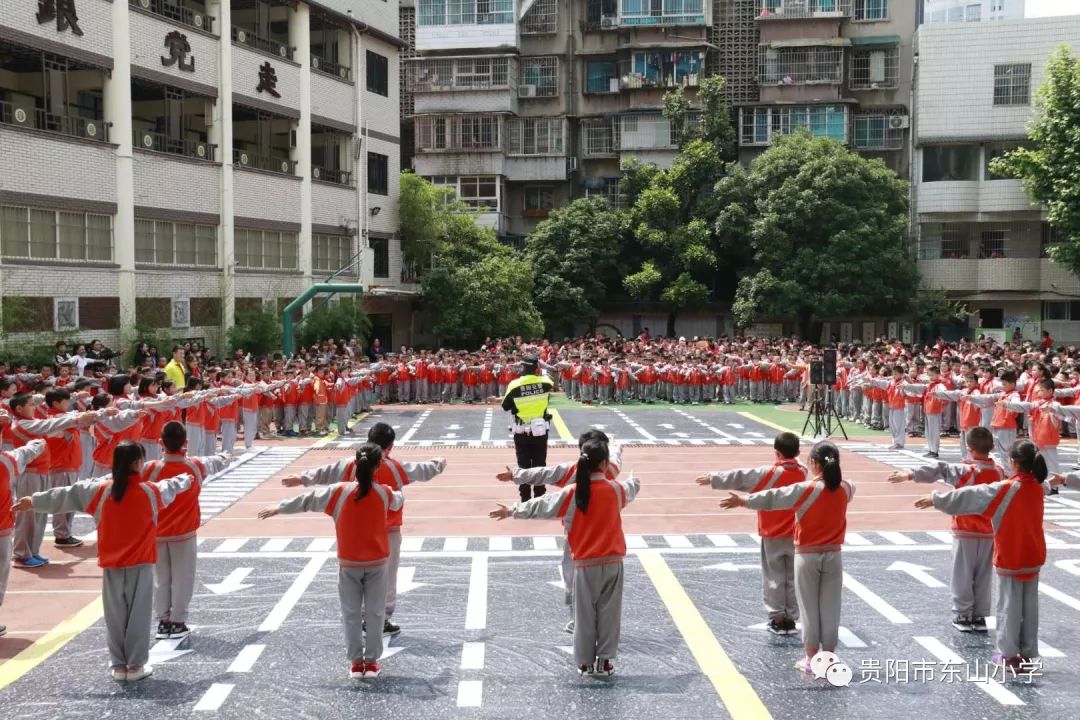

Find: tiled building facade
0;0;414;355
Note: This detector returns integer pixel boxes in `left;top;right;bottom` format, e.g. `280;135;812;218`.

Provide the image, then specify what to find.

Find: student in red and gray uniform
697;431;806;636
917;440;1048;672
0;439;46;636
281;422;444;636
491;440;640;677
14;441;193;682
498;430;623;633
261;443;403;680
149;422;232;641
720;441;854;675
890;427;1004;633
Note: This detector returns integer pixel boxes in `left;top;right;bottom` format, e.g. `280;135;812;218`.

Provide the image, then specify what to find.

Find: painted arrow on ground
728;423;744;429
887;561;945;588
441;433;458;439
381;633;406;660
149;637;194;664
548;579;567;591
703;562;759;572
397;566;425;594
446;424;463;430
672;432;690;438
1055;559;1080;576
205;567;254;595
658;423;675;429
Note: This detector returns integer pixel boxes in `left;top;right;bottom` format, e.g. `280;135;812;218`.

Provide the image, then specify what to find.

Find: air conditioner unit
888;115;909;130
193;13;204;28
601;16;616;27
519;85;537;98
142;133;154;148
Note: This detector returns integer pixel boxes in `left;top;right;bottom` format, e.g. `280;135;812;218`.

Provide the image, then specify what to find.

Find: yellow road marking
736;411;789;435
548;408;573;441
638;551;773;720
0;596;104;689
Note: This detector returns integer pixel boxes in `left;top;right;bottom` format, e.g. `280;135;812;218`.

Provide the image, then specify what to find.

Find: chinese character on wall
256;61;280;98
161;31;195;73
37;0;84;36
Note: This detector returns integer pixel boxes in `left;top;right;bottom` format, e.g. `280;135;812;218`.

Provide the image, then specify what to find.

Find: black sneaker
783;617;799;635
169;622;191;640
766;617;787;636
54;536;84;548
927;452;939;459
155;621;172;640
383;619;401;636
970;617;988;633
952;615;974;632
0;624;6;637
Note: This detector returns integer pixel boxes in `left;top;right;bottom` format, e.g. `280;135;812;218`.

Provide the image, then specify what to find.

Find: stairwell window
313;233;357;275
367;51;389;97
993;64;1031;106
368;152;389;195
371;236;390;278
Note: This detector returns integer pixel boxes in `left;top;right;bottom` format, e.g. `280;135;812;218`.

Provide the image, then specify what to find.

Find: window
853;115;885;148
520;57;558;97
922;145;980;182
507;118;565;155
1042;223;1061;258
172;298;191;329
414;116;501;152
739;106;848;146
135;219;217;266
984;142;1023;180
417;0;513;26
965;3;981;21
458;176;499;209
853;0;887;20
313;234;357;274
0;206;112;261
235;228;299;270
585;61;618;94
521;0;557;33
1041;301;1080;321
368;152;389;195
620;0;705;25
759;47;842;85
366;51;389;97
979;230;1006;258
406;57;514;91
581;119;618;155
849;46;899;89
523;187;555;216
585;178;622;209
994;64;1031;106
371;237;389;278
633;51;703;88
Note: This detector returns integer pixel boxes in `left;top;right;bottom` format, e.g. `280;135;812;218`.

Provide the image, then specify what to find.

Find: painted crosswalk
198;446;309;519
316;437;783;449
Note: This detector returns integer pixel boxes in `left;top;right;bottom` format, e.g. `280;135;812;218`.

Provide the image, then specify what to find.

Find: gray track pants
0;535;10;606
220;420;237;454
762;536;798;621
103;564;154;668
795;551;842;655
561;543;574;609
385;531;401;618
996;574;1040;659
339;565;388;662
573;562;624;666
952;536;993;619
48;470;77;540
155;538;198;623
13;472;46;560
925;413;942;455
993;428;1017;469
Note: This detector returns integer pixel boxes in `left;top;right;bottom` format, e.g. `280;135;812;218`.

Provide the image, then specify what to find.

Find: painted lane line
1039;582;1080;613
465;555;488;631
878;531;917;546
843;532;872;546
1045;533;1066;546
928;531;954;544
914;637;1023;706
533;536;558;551
399;409;432;444
258;556;328;632
260;539;291;552
837;626;867;649
625;534;648;549
460;642;485;670
227;644;266;673
401;536;424;552
488;536;512;552
457;680;483;708
664;534;693;549
842;572;912;624
481;409;493;442
444;537;468;552
193;683;236;712
982;618;1065;657
214;538;248;553
305;538;335;552
707;534;737;547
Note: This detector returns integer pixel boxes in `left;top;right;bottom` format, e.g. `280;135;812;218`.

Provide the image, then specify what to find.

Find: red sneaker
364;661;382;678
349;662;365;679
595;659;615;677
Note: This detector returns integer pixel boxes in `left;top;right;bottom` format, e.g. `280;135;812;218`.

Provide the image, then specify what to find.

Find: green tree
398;171;458;275
991;46;1080;276
228;305;283;357
297;296;372;349
525;198;625;336
662;75;737;159
729;131;916;338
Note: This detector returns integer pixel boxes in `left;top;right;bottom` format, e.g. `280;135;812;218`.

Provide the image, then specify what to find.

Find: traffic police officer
501;355;554;502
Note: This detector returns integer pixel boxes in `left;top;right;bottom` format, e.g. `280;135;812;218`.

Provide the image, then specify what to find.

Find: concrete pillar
106;0;136;340
354;29;373;290
211;0;236;345
290;5;313;286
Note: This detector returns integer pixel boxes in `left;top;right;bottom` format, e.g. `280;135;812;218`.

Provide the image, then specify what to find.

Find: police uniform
502;363;554;502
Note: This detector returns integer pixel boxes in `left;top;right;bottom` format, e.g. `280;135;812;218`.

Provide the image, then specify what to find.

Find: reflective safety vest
502;374;552;423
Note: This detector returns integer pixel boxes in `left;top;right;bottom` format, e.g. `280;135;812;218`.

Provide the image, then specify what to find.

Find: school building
0;0;418;356
913;15;1080;343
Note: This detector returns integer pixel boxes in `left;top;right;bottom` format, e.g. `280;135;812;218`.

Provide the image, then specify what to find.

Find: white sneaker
127;665;154;682
110;667;127;682
564;620;575;634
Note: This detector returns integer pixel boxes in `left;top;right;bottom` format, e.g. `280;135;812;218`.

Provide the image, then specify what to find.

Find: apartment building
914;16;1080;341
0;0;415;354
737;0;918;179
921;0;1024;24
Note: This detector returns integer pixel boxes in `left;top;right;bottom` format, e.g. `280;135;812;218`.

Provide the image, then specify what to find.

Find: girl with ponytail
259;441;403;681
490;438;640;677
719;440;854;674
13;440;193;683
916;439;1047;670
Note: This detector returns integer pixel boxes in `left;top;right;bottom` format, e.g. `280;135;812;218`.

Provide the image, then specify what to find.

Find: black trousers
515;431;549;502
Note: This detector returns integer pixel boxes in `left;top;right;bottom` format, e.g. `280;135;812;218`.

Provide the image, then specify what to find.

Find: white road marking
399;410;432;444
214;538;248;553
843;572;912;623
260;538;291;552
465;555;488;631
914;637;1024;706
193;684;236;712
227;644;266;673
878;531;917;546
460;642;486;670
258;556;328;632
844;532;872;546
444;537;468;552
488;536;512;552
401;536;424;552
457;680;483;708
305;538;335;552
664;535;693;548
625;534;648;549
707;534;737;547
533;536;558;551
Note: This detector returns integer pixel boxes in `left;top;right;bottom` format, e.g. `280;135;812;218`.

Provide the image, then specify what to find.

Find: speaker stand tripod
801;385;848;440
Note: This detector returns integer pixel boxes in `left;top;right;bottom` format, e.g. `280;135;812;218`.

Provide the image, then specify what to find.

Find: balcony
918;259;1043;293
231;26;294;61
619;115;678;152
129;0;215;34
758;45;844;87
581;119;619;157
916;180;1036;216
621;52;705;91
413;115;504;154
134;129;216;160
312;167;351;185
415;0;517;51
756;0;852;20
311;55;351;81
233;149;296;175
0;101;110;142
619;0;708;26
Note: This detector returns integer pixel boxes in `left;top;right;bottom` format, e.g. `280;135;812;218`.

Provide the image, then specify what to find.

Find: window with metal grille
520;57;558;97
417;0;513;25
585;178;622;209
581;119;618;154
759;46;843;85
739;106;848;145
849;46;899;89
406;57;514;91
619;115;677;149
371;237;390;278
620;0;705;25
0;205;113;261
313;234;357;274
366;51;389;96
523;186;556;215
979;230;1006;258
629;51;703;89
458;176;499;209
853;0;887;20
585;61;619;94
852;112;904;150
235;228;299;270
507;118;565;155
993;64;1030;106
135;219;216;266
521;0;557;33
758;0;854;18
415;116;501;152
368;152;389;195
